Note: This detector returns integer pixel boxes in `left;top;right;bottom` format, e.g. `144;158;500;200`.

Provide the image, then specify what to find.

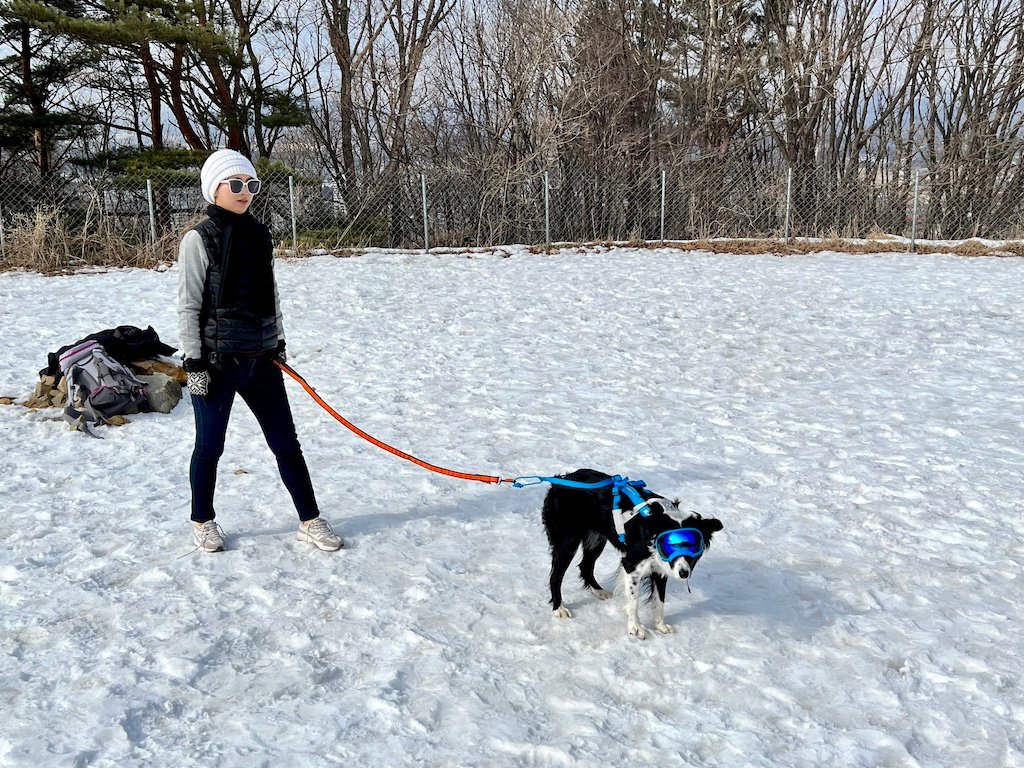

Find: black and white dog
542;468;723;639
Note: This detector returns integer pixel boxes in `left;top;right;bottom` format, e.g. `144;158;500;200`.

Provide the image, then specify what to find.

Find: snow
0;247;1022;767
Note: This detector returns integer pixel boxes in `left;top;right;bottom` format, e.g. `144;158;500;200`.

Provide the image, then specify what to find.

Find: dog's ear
696;517;724;542
650;498;679;515
688;518;720;548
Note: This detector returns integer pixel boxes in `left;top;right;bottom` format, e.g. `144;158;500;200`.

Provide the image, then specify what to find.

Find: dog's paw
628;624;648;640
552;606;573;619
654;621;676;635
591;589;613;601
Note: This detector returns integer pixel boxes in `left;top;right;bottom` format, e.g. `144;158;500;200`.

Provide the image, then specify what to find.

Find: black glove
275;339;287;365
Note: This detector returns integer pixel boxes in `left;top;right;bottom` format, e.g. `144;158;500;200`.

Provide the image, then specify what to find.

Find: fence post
660;169;667;243
288;176;298;252
0;199;6;260
783;167;793;243
146;179;157;254
544;171;551;249
910;169;921;253
421;173;429;253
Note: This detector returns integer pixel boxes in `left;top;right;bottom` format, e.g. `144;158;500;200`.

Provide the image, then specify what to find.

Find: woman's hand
183;358;210;397
186;370;210;398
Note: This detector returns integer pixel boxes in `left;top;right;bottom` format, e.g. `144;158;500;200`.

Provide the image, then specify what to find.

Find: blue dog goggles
655;528;705;563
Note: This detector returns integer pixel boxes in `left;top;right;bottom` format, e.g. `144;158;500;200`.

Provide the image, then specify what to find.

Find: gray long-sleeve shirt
176;228;285;362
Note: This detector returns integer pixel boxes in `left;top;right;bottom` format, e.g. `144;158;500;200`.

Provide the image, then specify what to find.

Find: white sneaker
192;521;226;553
297;517;344;551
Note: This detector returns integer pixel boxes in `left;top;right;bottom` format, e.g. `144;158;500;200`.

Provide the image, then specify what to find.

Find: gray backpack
58;340;148;434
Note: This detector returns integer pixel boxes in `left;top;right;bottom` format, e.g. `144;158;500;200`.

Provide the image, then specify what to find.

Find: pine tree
0;0;99;179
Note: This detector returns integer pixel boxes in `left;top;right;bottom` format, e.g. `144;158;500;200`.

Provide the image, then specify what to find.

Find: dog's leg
651;574;675;635
622;566;647;639
578;535;613;600
549;538;581;619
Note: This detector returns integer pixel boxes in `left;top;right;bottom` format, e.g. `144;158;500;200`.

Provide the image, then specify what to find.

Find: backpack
42;325;177;384
58;340;149;434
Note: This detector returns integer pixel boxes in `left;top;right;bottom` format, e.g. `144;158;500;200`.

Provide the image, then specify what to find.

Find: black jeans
189;354;319;523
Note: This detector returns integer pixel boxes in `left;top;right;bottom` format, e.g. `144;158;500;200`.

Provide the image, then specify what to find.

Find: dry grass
0;207;184;274
527;237;1024;257
676;236;1024;257
2;214;1021;275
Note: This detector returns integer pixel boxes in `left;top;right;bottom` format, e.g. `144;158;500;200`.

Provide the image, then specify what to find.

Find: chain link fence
1;160;1023;269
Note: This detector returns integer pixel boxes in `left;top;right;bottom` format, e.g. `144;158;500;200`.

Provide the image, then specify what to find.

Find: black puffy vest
194;206;280;357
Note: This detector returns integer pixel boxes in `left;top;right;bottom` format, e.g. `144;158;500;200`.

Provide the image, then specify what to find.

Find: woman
177;149;342;553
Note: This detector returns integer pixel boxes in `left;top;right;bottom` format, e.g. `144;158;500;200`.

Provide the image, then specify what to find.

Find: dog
542;468;723;639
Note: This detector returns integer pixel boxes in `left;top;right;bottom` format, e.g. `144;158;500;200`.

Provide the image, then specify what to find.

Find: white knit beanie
200;149;257;204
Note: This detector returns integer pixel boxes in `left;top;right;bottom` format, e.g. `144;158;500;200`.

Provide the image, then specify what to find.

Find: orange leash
275;360;513;485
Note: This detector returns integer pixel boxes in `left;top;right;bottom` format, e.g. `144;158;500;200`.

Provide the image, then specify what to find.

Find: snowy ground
0;247;1021;768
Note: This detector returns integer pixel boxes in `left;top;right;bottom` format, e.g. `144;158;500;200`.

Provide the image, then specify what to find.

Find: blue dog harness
513;474;654;543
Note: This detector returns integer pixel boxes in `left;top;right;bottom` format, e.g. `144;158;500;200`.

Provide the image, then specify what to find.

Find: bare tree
914;0;1024;236
421;0;572;242
316;0;389;184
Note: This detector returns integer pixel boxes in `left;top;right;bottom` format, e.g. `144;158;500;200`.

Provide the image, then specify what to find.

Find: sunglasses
655;528;705;563
219;178;262;194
